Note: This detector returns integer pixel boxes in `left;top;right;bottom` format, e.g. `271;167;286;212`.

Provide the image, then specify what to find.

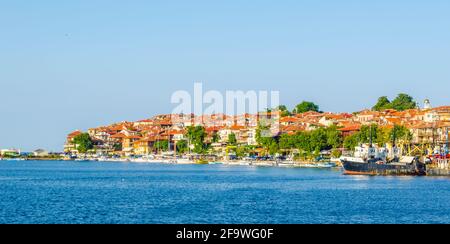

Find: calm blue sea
0;160;449;224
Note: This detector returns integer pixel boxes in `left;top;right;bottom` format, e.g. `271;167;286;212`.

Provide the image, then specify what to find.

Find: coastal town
59;95;450;167
2;95;450;174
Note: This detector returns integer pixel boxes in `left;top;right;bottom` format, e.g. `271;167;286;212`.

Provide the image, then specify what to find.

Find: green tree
376;127;391;146
293;101;320;114
295;131;313;152
235;146;249;158
73;133;93;153
279;134;296;150
212;132;220;143
390;125;412;145
228;133;237;145
331;148;342;158
372;96;391;111
256;123;344;157
154;140;169;152
309;128;328;152
343;133;360;150
325;126;342;149
256;124;277;155
186;126;207;154
390;93;417;111
268;141;280;155
357;124;380;145
372;94;417;111
175;140;188;154
276;105;291;117
113;143;122;151
343;125;377;149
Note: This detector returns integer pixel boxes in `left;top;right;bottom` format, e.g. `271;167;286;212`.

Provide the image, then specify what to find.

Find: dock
426;159;450;176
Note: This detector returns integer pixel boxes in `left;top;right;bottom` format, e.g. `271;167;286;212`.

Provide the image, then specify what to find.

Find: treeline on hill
372;93;417;111
275;93;417;117
70;94;416;159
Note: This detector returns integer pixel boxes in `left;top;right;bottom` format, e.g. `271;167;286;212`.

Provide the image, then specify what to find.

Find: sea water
0;160;449;224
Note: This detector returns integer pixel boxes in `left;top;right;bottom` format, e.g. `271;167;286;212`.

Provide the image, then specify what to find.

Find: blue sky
1;0;449;151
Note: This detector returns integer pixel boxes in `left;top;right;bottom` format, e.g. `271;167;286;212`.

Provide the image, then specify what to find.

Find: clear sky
1;0;450;151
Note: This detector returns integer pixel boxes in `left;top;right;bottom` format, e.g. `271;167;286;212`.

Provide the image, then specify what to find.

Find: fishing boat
340;124;426;176
340;145;425;176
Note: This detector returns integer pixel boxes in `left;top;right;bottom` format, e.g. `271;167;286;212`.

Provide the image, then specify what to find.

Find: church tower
423;99;432;110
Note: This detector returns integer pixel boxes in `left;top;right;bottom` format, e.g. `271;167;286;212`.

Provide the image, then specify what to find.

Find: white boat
176;159;195;164
277;161;296;167
316;162;337;168
3;158;26;161
74;158;89;162
131;158;149;163
225;160;251;166
209;162;224;165
98;156;109;162
103;158;129;162
295;162;336;168
166;159;178;164
252;161;277;167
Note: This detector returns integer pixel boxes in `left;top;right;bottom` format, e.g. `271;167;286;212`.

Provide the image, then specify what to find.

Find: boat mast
446;127;449;155
432;122;436;154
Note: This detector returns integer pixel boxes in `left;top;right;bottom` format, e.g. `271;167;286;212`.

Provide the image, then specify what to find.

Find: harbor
42;97;450;177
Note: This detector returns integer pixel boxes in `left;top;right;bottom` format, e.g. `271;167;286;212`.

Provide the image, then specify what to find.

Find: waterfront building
64;130;82;153
133;137;156;155
33;149;49;157
338;124;361;138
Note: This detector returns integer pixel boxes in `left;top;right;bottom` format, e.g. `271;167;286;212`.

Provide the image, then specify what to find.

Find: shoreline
1;157;340;169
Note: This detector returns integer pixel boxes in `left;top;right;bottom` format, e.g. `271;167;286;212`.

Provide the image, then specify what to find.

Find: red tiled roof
135;137;157;143
338;124;361;132
168;130;185;135
409;122;433;129
280;117;298;123
432;106;450;112
385;118;402;125
281;125;306;132
136;119;154;123
111;133;126;138
205;126;222;132
230;125;246;130
68;130;82;138
125;135;142;139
